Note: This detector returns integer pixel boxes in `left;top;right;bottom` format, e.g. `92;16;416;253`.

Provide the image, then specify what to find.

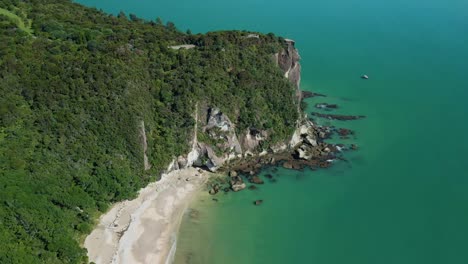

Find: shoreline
84;167;209;264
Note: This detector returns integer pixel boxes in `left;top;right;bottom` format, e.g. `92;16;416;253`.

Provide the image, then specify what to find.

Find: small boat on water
361;74;369;79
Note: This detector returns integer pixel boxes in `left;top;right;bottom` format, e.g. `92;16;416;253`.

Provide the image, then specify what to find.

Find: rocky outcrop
289;119;317;149
164;39;314;174
168;107;244;173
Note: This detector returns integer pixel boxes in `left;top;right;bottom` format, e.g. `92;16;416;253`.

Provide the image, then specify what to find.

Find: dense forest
0;0;298;262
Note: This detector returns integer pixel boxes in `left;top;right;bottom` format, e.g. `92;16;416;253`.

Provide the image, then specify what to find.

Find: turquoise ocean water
77;0;468;263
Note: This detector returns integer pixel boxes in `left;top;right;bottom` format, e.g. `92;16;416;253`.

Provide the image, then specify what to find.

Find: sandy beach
84;167;209;264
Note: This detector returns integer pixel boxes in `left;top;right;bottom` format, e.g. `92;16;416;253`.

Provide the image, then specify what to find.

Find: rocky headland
85;37;364;263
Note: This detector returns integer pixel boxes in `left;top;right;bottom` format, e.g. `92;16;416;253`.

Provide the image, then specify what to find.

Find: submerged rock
253;200;263;206
315;103;338;110
248;185;258;190
302;91;326;98
337;128;353;136
249;175;264;184
311;112;366;121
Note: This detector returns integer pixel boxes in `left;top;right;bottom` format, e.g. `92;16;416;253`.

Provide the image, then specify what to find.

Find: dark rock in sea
223;187;230;193
302;91;326;98
249;175;264;184
292;163;305;170
351;144;358;150
212;198;218;202
311;112;366;121
248;185;258;190
230;176;246;192
315;103;338;110
337;128;354;136
265;174;273;179
319;161;331;168
253;200;263;206
316;126;333;139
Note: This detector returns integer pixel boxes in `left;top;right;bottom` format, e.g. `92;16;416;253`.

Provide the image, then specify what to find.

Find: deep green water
77;0;468;263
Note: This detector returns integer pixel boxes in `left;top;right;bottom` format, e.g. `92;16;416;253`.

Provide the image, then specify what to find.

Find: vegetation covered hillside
0;0;298;262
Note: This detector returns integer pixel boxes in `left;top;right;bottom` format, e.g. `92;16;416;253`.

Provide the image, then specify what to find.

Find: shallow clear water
77;0;468;263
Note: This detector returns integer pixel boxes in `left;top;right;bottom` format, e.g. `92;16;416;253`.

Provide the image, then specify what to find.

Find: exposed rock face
171;107;244;172
139;121;151;171
205;108;243;154
273;39;301;102
241;128;268;153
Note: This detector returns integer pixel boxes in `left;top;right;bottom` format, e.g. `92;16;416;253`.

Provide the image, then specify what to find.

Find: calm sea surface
77;0;468;263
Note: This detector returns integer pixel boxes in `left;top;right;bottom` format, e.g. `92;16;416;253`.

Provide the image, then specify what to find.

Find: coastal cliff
164;38;312;174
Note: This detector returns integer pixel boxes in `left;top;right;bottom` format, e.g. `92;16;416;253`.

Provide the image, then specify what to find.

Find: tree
166;21;176;31
117;11;126;19
155;17;163;25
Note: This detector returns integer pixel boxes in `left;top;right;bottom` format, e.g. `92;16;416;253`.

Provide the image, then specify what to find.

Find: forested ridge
0;0;298;262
